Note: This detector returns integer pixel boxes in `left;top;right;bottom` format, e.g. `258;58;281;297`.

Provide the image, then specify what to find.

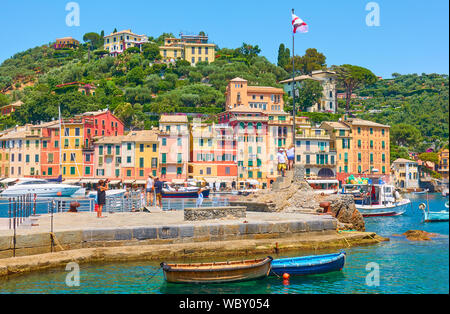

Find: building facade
391;158;419;190
437;149;449;180
159;34;216;65
104;29;148;55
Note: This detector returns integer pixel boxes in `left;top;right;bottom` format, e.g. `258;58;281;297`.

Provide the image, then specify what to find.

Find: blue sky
0;0;448;78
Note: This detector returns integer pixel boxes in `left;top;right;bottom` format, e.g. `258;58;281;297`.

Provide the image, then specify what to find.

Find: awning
80;179;99;184
0;178;18;184
307;180;339;184
123;180;136;184
246;180;260;185
109;180;122;185
135;180;146;185
172;179;185;184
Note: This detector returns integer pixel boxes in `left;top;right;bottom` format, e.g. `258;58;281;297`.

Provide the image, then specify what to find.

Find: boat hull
357;199;410;218
424;211;449;222
161;257;272;284
1;186;81;198
162;189;210;199
270;252;346;276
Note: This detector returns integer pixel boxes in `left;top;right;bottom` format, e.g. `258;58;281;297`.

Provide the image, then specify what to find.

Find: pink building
158;114;190;183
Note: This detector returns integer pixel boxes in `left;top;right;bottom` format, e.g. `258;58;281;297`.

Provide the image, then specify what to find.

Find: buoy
282;273;290;280
57;191;62;197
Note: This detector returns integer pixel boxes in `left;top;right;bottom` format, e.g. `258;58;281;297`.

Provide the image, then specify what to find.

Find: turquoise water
0;193;448;294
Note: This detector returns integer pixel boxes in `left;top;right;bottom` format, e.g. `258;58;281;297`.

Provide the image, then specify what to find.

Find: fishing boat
160;257;273;284
342;183;410;217
0;178;83;197
419;203;449;222
411;188;429;195
161;182;210;199
270;252;346;276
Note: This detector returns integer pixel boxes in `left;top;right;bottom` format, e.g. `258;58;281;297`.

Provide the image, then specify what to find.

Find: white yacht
342;183;411;217
0;178;84;197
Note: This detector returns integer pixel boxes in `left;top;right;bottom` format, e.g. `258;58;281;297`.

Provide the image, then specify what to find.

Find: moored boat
0;178;83;198
419;203;449;222
270;252;346;276
160;256;273;284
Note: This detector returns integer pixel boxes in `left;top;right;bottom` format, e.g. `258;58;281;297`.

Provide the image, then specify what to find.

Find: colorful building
344;118;390;177
437;148;449;180
219;77;287;188
104;29;148;56
320;121;352;183
189;122;237;186
1;100;23;116
159;34;216;65
391;158;419;190
94;135;126;181
280;70;337;113
295;119;336;179
37;121;61;179
158;115;190;183
132;130;159;184
54;37;79;49
60;118;84;180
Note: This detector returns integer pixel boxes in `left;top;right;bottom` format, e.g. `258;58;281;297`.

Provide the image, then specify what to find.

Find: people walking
146;174;154;207
154;177;163;209
277;148;287;177
287;144;295;170
96;179;109;218
196;188;204;208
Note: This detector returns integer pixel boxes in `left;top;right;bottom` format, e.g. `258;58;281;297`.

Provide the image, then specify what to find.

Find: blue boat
270;251;346;276
419;202;449;222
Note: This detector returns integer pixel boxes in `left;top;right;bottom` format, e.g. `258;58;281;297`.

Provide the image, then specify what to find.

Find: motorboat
162;182;210;199
0;178;84;197
341;183;411;217
307;179;339;195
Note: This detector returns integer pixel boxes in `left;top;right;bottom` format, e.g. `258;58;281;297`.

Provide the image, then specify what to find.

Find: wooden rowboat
160;256;273;284
270;252;346;276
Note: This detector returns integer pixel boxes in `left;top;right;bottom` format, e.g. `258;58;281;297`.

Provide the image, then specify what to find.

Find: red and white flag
292;13;308;33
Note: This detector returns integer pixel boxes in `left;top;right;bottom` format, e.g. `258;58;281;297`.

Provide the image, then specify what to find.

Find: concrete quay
0;210;388;277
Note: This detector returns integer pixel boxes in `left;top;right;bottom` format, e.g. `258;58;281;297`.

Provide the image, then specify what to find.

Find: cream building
104;29;149;55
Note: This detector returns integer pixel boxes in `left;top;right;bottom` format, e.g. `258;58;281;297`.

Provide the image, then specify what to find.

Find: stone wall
0;218;337;259
184;206;246;221
229;202;277;212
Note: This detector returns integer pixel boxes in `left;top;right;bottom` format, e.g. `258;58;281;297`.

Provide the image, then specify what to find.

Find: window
358;140;361;148
177;153;182;163
35;154;39;163
140;144;144;152
152;144;157;152
225;167;230;175
127;170;132;177
26;155;30;163
70;167;76;175
370;140;373;148
127;156;131;163
162;138;167;146
99;146;103;155
127;143;132;151
85;154;91;162
75;128;80;136
85;167;91;175
151;158;158;168
177;167;182;175
192;57;195;64
161;153;167;164
43;141;48;148
206;167;211;175
198;47;202;54
70;153;76;162
139;158;144;168
139;170;144;177
65;128;70;136
116;146;120;155
75;139;80;147
382;141;385;149
370;128;373;135
48;168;53;176
177;138;182;146
192;47;195;54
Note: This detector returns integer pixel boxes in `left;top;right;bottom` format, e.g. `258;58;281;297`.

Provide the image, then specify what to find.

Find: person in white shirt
286;144;295;170
277;148;287;177
146;175;154;207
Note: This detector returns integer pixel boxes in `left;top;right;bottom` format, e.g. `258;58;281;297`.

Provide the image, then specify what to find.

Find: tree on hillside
142;43;162;61
284;48;326;75
277;44;290;69
391;123;423;148
332;64;377;112
83;32;101;62
0;93;9;106
238;43;261;59
418;152;439;164
296;79;323;112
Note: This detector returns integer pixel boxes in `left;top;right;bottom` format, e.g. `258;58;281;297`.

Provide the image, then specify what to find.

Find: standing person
277;148;287;177
146;175;154;207
286;144;295;170
154;177;163;208
96;180;108;218
196;188;204;208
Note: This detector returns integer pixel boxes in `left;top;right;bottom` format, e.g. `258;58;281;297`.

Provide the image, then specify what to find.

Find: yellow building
438;148;449;180
104;29;149;55
391;158;419;190
61;119;84;179
160;34;216;65
131;130;159;183
320;121;352;178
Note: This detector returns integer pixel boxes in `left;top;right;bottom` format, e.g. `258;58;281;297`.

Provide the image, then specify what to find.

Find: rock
401;230;439;241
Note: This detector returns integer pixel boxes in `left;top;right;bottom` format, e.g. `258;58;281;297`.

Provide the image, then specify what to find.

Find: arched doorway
318;168;334;178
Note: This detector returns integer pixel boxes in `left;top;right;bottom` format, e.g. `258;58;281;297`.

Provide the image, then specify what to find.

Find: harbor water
0;193;448;294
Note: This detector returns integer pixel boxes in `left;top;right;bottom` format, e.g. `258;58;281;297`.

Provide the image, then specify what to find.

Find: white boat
0;178;84;197
342;183;411;217
307;179;339;195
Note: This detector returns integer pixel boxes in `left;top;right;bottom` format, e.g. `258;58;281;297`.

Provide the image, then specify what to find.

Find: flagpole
292;8;296;165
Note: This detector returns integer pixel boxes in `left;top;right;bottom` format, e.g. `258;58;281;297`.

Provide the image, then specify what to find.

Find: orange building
344;118;390;176
438;148;449;180
54;37;79;49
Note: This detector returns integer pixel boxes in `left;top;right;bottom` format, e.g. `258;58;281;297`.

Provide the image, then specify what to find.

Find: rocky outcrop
393;230;440;241
236;165;365;231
